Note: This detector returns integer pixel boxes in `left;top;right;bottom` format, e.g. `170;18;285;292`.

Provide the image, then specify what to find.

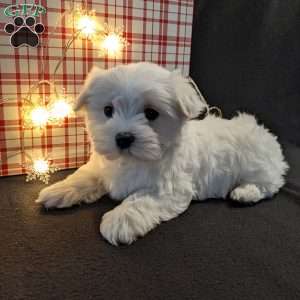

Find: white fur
36;62;289;245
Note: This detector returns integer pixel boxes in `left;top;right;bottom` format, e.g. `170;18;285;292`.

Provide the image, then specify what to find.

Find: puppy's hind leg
230;184;266;204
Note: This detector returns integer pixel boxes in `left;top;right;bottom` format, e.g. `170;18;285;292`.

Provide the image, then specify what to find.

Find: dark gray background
190;0;300;145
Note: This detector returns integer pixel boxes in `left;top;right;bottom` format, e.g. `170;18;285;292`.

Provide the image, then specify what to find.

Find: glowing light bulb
26;156;59;184
101;33;122;57
30;106;49;127
50;99;72;119
76;15;97;38
33;159;49;174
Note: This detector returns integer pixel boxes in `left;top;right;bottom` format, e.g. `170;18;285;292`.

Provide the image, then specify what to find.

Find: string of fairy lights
0;5;128;183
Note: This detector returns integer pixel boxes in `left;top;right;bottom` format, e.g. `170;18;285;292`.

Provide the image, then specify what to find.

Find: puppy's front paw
100;204;147;246
36;181;80;209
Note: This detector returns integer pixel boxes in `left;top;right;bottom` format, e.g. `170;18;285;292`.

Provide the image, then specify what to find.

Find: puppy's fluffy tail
233;112;289;195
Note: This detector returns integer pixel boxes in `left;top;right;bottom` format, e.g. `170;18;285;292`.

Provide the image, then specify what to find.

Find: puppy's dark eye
104;105;114;118
144;108;159;121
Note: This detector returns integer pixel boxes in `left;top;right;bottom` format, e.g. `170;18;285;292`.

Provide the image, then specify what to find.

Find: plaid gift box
0;0;194;177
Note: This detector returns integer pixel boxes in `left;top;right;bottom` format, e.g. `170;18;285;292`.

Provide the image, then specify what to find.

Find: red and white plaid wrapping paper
0;0;194;176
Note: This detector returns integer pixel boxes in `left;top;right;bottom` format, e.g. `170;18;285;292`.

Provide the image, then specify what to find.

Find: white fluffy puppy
36;62;288;245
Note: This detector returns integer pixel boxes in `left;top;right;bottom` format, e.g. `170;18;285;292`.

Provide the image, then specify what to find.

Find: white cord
187;76;222;118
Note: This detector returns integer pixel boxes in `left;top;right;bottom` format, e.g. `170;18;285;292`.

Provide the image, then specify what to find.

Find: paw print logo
4;16;45;48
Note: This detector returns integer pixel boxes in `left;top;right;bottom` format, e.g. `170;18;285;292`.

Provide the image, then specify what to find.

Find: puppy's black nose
115;132;135;149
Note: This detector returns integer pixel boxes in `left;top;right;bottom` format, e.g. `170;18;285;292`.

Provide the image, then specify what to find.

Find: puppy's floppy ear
171;70;206;119
73;66;106;111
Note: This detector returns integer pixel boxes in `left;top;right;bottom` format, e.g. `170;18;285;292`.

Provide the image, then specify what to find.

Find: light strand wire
187;76;222;118
0;8;80;166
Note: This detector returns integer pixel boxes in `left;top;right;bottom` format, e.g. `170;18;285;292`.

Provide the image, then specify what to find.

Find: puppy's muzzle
115;132;135;150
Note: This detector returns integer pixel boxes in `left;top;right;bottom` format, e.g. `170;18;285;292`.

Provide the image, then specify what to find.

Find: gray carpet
1;143;299;299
